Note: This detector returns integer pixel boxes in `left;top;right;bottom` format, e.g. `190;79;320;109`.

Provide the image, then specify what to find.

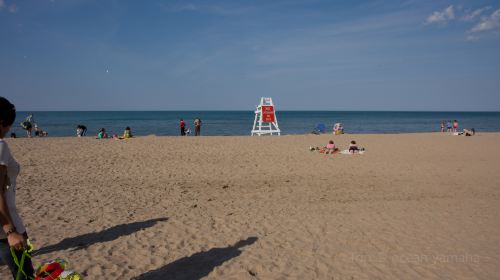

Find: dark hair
329;140;334;144
351;140;356;144
0;97;16;127
125;126;130;130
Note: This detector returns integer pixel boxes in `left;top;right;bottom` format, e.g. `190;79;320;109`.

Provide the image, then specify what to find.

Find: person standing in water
0;97;35;280
180;119;186;136
20;114;34;138
453;120;459;133
194;117;202;136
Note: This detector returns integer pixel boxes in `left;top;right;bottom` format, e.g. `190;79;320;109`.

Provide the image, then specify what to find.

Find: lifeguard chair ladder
251;97;281;136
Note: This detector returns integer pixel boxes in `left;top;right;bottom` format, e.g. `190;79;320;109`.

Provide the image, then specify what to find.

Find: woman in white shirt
0;97;34;279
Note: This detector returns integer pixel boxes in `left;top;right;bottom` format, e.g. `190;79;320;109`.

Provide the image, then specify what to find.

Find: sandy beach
1;133;499;279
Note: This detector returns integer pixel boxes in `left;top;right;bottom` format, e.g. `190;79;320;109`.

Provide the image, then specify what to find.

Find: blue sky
1;0;499;111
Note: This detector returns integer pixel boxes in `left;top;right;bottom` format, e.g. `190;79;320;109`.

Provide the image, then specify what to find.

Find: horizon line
14;110;500;113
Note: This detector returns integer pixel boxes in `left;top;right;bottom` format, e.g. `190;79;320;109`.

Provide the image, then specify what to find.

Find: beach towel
340;150;365;155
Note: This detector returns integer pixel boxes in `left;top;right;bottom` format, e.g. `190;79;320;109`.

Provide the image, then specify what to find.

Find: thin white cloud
466;34;479;41
163;2;251;15
7;3;17;13
0;0;5;10
167;3;198;13
470;9;500;33
426;5;455;24
462;6;491;21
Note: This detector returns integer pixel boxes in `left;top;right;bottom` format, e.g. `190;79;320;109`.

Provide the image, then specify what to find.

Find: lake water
10;111;500;137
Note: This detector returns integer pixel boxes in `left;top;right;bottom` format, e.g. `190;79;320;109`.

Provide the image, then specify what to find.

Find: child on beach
349;140;359;153
325;140;337;154
453;120;459;132
97;128;108;139
440;121;445;132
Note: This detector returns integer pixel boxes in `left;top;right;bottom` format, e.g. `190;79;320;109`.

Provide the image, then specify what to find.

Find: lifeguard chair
251;97;281;136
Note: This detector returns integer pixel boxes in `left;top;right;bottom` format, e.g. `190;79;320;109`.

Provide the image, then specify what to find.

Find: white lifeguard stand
251;97;281;136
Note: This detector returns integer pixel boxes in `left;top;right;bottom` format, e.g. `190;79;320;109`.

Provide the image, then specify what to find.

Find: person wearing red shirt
180;119;186;136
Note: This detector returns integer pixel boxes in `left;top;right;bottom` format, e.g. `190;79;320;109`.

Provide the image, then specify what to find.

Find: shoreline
7;131;500;140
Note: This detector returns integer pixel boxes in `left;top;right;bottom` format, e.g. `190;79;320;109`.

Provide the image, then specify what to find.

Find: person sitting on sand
349;140;359;153
122;127;133;139
325;140;337;154
333;123;344;135
97;128;108;139
462;128;475;136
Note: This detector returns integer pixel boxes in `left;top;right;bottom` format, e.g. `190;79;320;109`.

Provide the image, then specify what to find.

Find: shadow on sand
35;217;168;255
132;236;258;280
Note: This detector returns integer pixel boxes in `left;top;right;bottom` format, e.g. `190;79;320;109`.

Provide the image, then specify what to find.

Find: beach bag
10;242;83;280
35;258;82;280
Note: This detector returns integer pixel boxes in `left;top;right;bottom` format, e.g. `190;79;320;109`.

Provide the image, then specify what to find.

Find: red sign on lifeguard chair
262;106;275;122
251;97;281;136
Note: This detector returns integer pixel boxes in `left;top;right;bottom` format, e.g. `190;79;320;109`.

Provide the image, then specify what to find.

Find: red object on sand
262;106;275;122
35;262;64;280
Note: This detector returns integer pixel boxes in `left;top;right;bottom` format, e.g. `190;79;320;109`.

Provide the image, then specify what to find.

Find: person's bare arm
0;165;26;250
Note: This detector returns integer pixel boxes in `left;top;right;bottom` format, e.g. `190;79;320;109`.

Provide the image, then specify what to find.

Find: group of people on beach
96;127;133;139
311;140;364;154
441;120;459;133
180;117;202;136
19;113;48;138
440;120;475;136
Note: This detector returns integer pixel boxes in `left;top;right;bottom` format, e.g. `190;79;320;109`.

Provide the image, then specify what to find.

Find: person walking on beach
194;117;202;136
440;121;445;132
453;120;459;133
180;119;186;136
0;97;35;280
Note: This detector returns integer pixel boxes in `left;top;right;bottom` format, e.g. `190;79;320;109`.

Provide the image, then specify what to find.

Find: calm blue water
9;111;500;137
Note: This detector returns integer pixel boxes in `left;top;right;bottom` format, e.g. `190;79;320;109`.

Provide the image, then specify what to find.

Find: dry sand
1;133;499;279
